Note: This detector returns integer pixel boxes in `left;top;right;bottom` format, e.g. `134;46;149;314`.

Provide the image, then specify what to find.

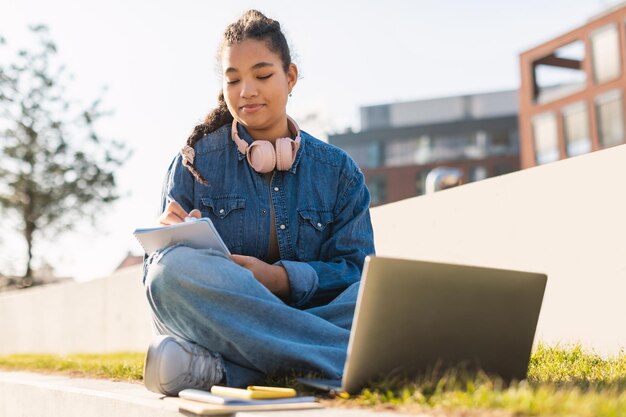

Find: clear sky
0;0;621;280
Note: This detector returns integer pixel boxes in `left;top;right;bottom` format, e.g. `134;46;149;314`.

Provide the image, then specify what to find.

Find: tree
0;25;129;284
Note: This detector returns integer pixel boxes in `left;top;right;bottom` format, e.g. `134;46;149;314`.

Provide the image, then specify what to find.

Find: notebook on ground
299;255;547;395
168;394;322;416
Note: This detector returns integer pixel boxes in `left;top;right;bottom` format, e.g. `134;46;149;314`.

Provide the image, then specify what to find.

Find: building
519;3;626;168
328;90;520;205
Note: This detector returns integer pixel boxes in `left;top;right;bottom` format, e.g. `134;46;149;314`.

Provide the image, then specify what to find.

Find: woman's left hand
230;254;291;300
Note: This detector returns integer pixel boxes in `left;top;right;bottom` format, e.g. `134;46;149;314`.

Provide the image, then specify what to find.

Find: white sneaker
144;335;225;396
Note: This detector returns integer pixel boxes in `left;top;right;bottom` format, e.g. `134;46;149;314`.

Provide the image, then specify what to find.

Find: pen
210;385;297;399
247;386;297;395
166;196;197;222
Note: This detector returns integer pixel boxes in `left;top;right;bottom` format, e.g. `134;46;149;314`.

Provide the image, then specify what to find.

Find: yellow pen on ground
335;391;350;399
210;385;297;399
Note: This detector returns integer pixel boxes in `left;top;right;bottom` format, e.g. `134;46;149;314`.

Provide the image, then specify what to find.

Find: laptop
299;255;547;395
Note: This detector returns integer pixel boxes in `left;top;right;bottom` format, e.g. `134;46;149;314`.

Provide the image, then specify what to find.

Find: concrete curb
0;371;412;417
0;371;179;417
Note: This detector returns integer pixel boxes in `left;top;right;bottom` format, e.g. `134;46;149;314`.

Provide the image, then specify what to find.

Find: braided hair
181;10;293;184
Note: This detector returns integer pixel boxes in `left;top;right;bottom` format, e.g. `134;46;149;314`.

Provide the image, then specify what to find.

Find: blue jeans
143;245;359;387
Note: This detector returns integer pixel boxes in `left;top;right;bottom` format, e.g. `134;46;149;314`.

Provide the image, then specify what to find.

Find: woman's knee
145;244;250;296
144;245;210;295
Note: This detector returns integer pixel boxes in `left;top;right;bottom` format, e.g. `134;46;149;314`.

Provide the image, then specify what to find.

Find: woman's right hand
158;200;201;226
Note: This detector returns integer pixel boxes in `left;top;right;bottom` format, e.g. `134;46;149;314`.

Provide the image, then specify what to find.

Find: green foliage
0;25;130;279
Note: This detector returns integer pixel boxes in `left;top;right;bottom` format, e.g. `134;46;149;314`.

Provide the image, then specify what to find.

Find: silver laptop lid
341;256;547;394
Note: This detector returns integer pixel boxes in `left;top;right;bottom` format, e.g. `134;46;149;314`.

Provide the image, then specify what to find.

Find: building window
533;40;586;104
562;101;591;157
385;139;418;167
361;143;381;168
416;170;428;196
343;143;381;168
595;89;625;148
468;166;487;182
494;163;515;176
509;129;520;153
414;135;432;164
431;134;472;162
366;175;386;206
488;129;515;155
532;112;559;165
361;105;390;130
591;24;621;84
465;131;488;159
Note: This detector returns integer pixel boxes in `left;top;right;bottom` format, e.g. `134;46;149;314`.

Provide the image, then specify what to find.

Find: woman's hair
181;10;292;184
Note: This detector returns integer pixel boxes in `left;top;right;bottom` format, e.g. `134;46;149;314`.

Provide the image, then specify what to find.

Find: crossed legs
144;245;359;387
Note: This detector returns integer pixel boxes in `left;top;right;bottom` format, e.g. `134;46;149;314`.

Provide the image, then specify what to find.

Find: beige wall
371;143;626;355
0;265;151;355
1;144;624;355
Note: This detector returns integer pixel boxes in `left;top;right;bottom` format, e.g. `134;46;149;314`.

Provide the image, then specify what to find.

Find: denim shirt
161;123;375;308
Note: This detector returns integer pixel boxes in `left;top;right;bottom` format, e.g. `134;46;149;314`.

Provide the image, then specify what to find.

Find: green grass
0;352;144;382
344;344;626;416
1;345;625;415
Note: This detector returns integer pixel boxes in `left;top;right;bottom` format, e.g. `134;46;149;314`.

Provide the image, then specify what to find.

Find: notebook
299;255;547;395
133;217;230;255
178;389;315;405
170;390;321;415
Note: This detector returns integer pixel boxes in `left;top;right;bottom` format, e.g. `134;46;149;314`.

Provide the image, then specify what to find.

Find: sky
0;0;622;281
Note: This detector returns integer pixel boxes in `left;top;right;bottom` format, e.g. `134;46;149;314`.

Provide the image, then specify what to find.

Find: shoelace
183;343;223;388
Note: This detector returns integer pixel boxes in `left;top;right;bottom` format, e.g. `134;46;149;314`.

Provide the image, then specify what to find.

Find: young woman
143;10;375;395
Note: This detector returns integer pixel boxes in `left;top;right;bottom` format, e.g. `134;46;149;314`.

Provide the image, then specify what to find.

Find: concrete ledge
0;371;409;417
0;265;152;355
0;371;179;417
372;144;626;355
2;145;625;357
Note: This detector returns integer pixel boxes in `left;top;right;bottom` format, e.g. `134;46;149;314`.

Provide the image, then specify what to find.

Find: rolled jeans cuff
275;260;319;307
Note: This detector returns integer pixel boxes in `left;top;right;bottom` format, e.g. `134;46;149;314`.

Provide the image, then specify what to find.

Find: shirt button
317;222;322;228
261;209;267;215
219;208;225;214
274;187;279;192
279;224;286;230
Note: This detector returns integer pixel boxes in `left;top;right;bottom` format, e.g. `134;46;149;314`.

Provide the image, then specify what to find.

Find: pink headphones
231;116;301;173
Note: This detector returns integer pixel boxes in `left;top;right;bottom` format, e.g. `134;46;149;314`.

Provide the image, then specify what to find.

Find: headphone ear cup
247;141;276;173
275;138;295;171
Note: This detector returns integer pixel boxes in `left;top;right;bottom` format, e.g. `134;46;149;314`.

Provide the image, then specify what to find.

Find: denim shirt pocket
200;196;246;253
296;208;334;261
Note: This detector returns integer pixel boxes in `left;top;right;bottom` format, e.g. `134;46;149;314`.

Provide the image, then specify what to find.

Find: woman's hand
158;200;201;226
230;254;290;300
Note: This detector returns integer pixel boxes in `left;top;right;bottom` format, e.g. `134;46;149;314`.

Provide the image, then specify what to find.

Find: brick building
328;90;520;206
519;3;626;168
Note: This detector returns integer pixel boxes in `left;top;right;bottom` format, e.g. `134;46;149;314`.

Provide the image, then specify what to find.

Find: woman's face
221;38;297;141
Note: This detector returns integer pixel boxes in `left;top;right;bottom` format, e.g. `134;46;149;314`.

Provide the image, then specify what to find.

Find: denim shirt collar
233;123;305;174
